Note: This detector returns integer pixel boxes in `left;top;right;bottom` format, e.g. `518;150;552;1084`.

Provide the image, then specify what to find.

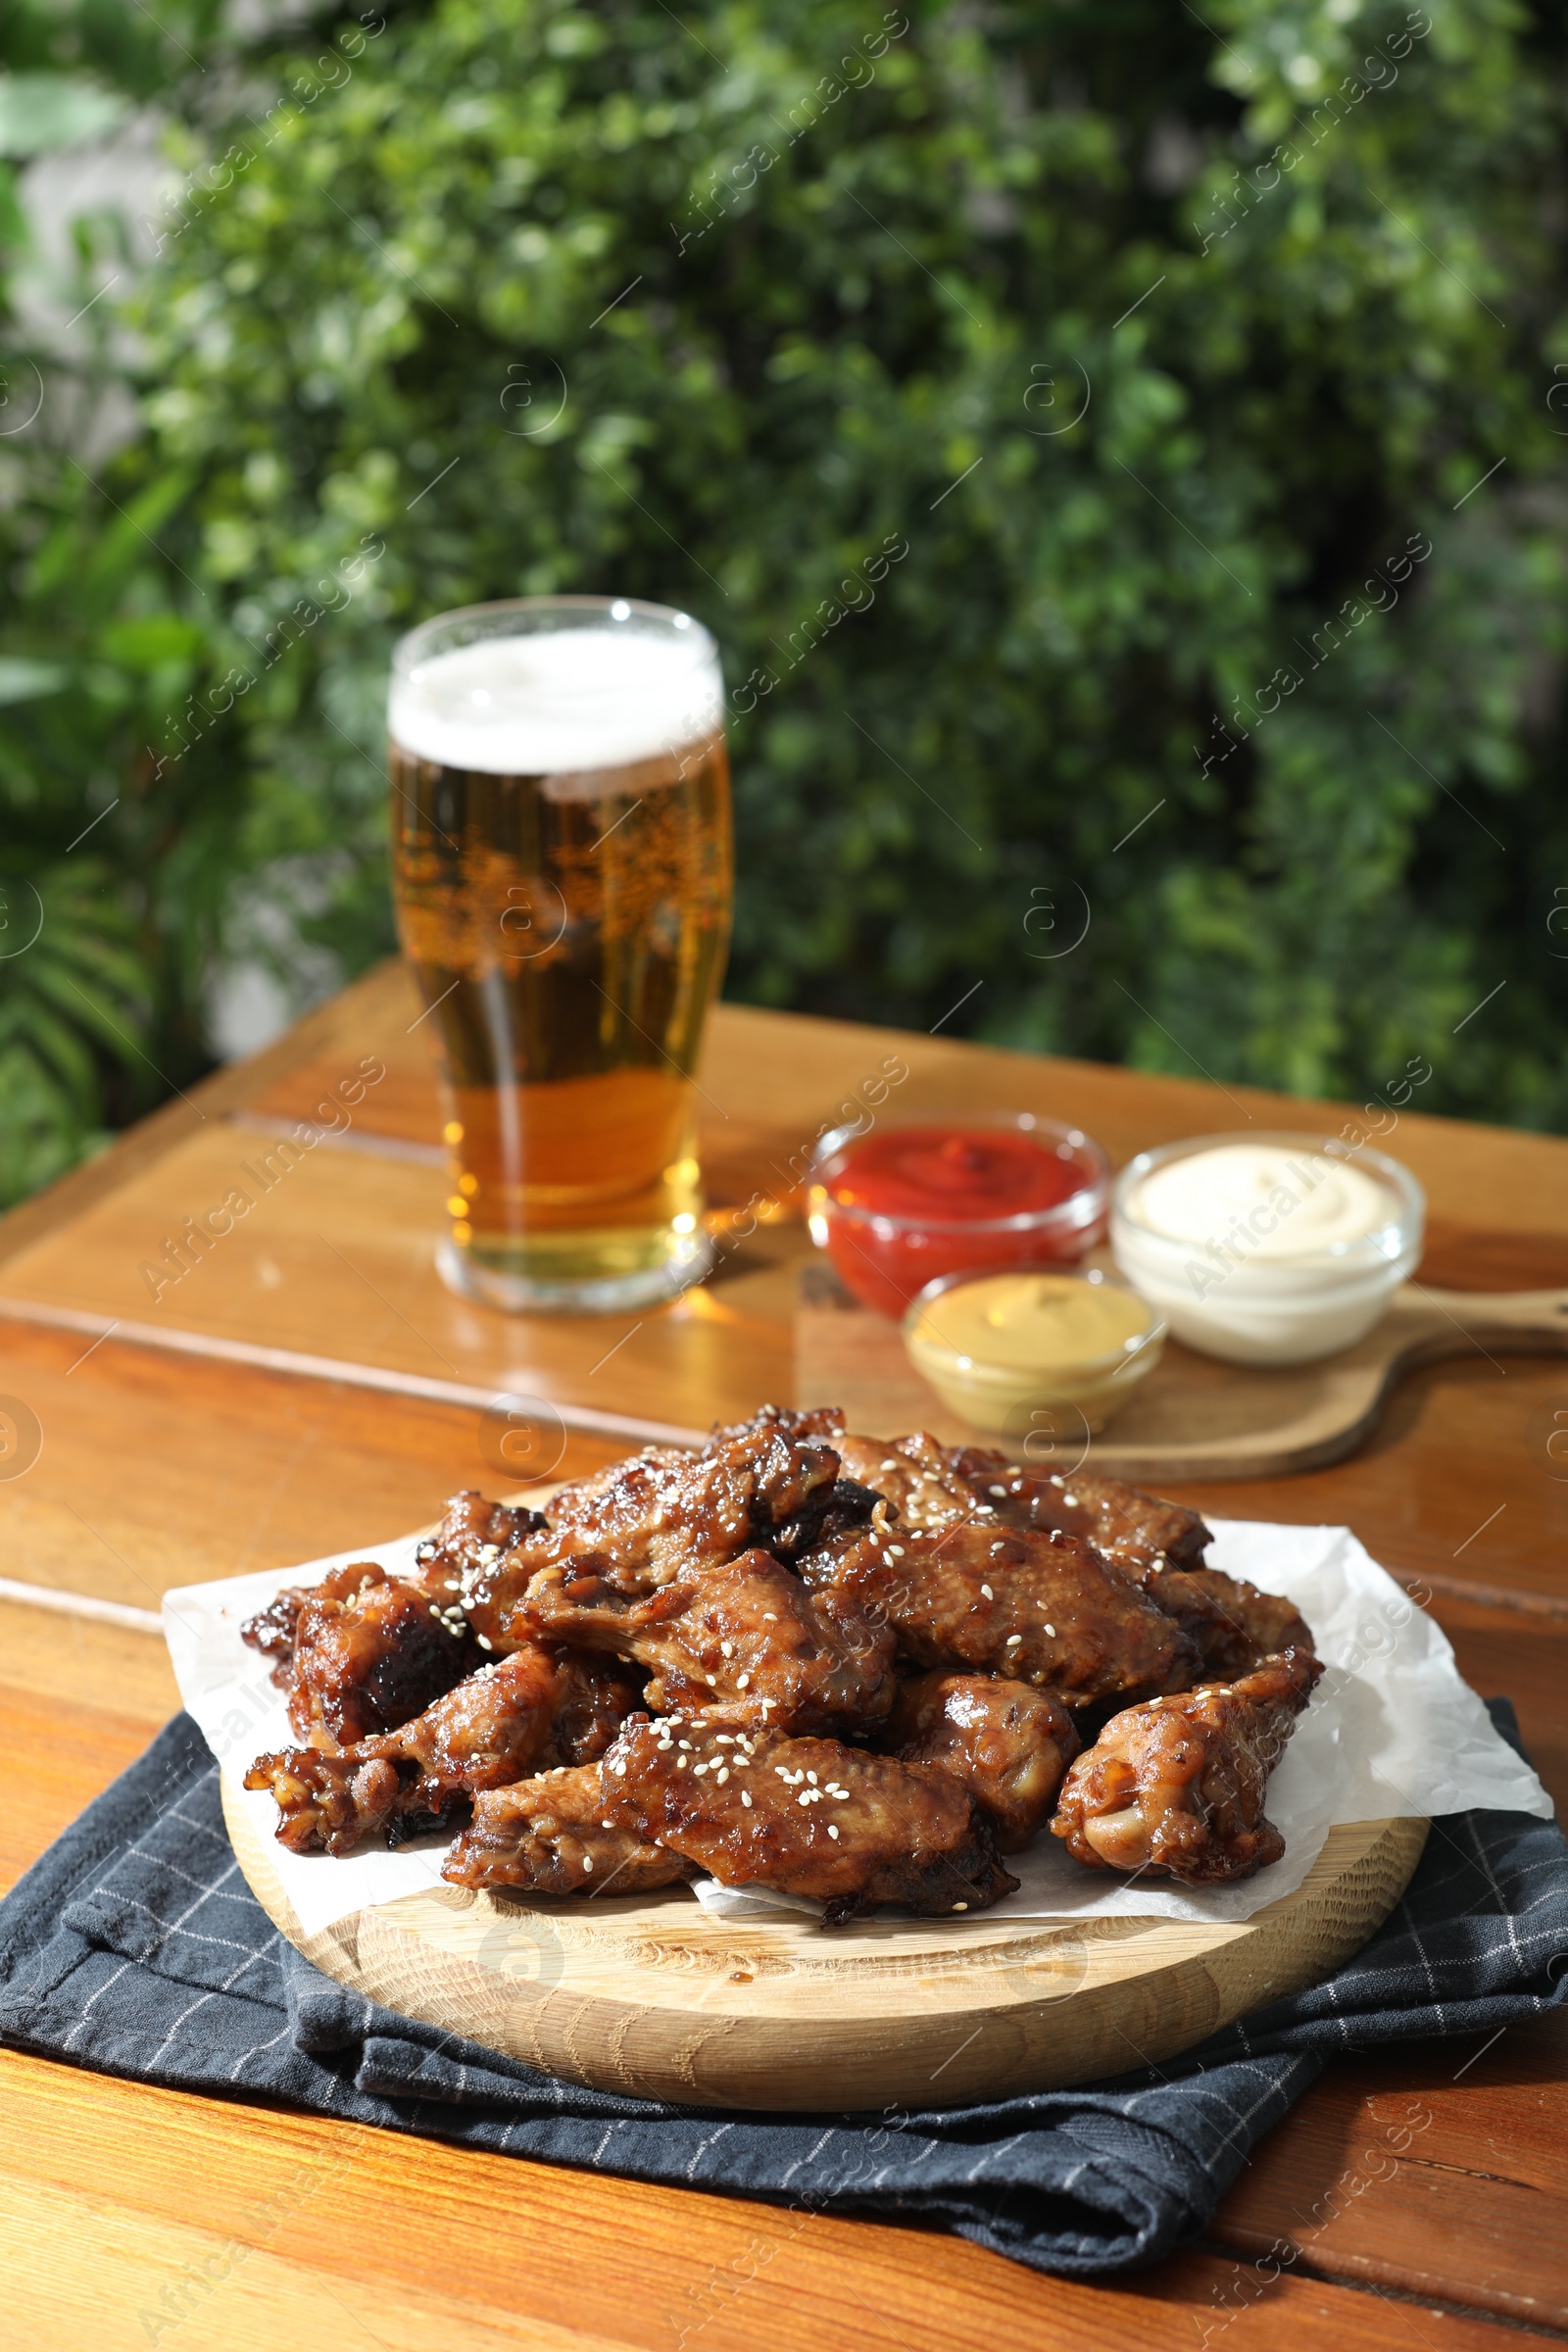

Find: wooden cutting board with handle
797;1272;1568;1481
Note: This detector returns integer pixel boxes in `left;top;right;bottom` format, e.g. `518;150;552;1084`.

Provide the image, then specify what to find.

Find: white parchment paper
163;1519;1551;1939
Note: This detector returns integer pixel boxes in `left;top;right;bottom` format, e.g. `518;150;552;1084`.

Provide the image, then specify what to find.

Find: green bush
5;0;1568;1204
0;1;274;1198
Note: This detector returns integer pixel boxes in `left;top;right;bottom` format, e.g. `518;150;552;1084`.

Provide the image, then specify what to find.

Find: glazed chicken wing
444;1760;695;1894
244;1646;642;1855
1051;1648;1321;1885
832;1430;985;1536
1132;1563;1316;1678
886;1672;1079;1851
599;1711;1019;1924
942;1449;1211;1575
826;1522;1200;1708
453;1425;845;1648
516;1547;898;1736
242;1562;480;1745
705;1404;848;1446
411;1489;549;1612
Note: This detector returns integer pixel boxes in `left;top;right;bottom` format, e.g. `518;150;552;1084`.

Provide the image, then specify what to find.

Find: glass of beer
387;596;731;1313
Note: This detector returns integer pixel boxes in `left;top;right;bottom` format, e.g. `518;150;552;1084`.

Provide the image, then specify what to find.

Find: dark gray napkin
2;1705;1564;2279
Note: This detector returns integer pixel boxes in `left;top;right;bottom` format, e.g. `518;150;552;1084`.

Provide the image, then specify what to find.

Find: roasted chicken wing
941;1449;1211;1575
825;1521;1200;1708
832;1430;986;1536
886;1672;1079;1851
599;1711;1019;1924
444;1761;694;1894
1051;1648;1321;1885
411;1490;549;1614
705;1403;848;1446
244;1645;641;1854
515;1546;898;1735
449;1425;845;1648
1133;1563;1316;1678
242;1562;480;1746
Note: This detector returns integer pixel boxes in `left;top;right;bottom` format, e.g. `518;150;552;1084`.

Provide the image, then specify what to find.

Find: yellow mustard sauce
904;1271;1163;1436
913;1272;1151;1367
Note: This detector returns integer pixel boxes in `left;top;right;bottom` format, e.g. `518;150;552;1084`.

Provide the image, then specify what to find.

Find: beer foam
388;622;723;777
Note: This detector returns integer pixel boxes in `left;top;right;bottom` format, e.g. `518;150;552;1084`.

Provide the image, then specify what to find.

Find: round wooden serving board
224;1779;1427;2112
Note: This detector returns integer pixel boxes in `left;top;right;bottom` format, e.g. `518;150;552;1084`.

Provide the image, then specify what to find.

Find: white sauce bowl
1110;1131;1425;1366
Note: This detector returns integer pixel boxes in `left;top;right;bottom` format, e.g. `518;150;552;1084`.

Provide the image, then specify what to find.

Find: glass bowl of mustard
902;1265;1166;1438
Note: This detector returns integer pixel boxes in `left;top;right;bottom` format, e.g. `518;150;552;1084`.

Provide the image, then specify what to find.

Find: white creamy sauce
1110;1133;1423;1366
1131;1144;1387;1258
389;621;723;776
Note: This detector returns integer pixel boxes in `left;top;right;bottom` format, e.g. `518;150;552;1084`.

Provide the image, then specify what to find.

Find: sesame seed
1005;1635;1022;1646
693;1762;710;1776
477;1635;493;1651
1044;1623;1056;1636
981;1584;993;1599
742;1790;753;1807
602;1820;615;1830
582;1853;593;1872
828;1825;840;1839
887;1545;906;1558
720;1641;734;1658
989;1485;1006;1496
678;1740;692;1751
952;1902;968;1912
807;1772;818;1786
762;1612;777;1622
716;1767;730;1785
1063;1494;1079;1506
677;1756;690;1770
736;1674;751;1690
798;1794;811;1808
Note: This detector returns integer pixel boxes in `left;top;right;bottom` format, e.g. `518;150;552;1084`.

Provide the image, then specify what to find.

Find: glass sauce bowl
903;1265;1166;1437
807;1111;1109;1319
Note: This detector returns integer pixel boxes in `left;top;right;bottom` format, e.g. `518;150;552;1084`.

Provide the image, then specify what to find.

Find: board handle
1394;1283;1568;1363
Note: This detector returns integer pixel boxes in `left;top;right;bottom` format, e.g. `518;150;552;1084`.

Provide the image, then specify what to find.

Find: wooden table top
2;957;1565;2350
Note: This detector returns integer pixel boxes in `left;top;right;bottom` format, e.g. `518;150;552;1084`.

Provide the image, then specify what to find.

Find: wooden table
2;959;1565;2350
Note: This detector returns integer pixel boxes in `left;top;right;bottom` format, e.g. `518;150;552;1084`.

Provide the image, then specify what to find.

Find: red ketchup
811;1121;1109;1318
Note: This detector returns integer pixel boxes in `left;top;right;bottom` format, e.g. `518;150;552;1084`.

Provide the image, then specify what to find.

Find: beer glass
388;596;731;1313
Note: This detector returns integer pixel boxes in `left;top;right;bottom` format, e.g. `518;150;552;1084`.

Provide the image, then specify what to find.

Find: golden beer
388;599;731;1311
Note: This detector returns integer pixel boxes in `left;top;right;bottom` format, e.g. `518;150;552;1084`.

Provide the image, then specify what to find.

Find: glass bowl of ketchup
807;1112;1110;1318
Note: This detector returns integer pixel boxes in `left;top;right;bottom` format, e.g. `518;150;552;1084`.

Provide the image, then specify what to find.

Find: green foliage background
3;0;1567;1206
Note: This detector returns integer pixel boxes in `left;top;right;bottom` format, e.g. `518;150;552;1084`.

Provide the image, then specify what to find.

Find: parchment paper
163;1519;1551;1940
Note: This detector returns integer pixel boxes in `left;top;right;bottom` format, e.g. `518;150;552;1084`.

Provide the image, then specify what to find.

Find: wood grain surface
224;1777;1427;2113
2;960;1567;2348
800;1265;1568;1480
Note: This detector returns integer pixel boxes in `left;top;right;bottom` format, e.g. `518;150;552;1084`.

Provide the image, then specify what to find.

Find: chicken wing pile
242;1405;1319;1921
